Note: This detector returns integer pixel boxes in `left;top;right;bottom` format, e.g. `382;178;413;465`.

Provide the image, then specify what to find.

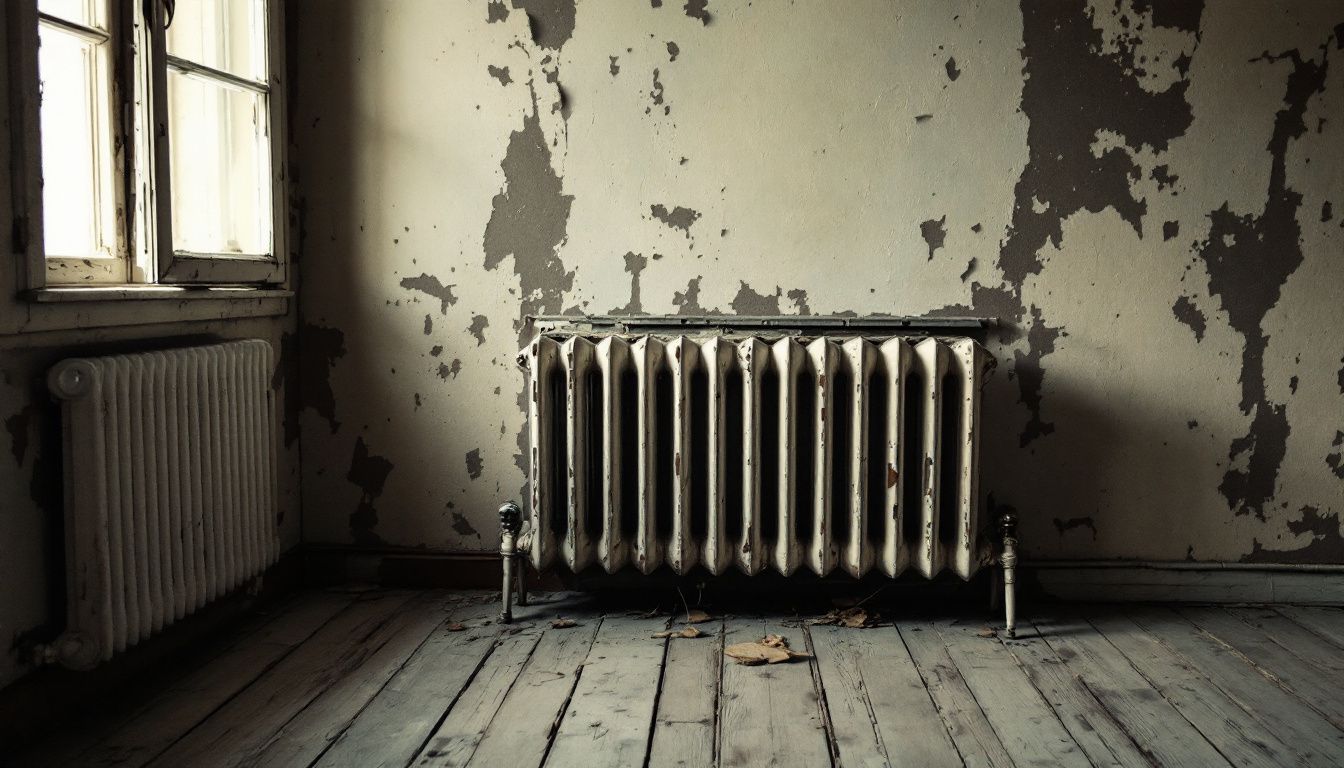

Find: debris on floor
725;635;812;665
684;609;712;624
551;617;578;628
652;626;706;639
445;621;466;632
811;606;880;628
975;627;997;638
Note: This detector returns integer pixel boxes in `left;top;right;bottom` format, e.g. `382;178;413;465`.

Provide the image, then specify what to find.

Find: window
21;0;284;289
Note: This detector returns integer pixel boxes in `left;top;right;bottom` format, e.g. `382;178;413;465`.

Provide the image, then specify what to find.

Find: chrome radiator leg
1000;513;1019;638
499;501;522;624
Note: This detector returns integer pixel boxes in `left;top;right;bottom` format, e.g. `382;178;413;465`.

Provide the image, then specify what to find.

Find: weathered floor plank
1002;623;1150;768
1089;611;1308;767
1033;614;1232;767
544;614;670;768
312;599;503;768
717;619;832;768
146;591;422;768
809;623;960;768
411;626;545;767
1127;606;1344;766
1180;606;1344;729
66;590;355;768
647;619;723;768
1226;606;1344;676
899;620;1013;768
934;619;1090;768
1273;605;1344;649
466;614;602;767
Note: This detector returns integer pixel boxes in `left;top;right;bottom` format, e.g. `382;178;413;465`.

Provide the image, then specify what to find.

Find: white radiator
519;332;991;580
46;340;279;669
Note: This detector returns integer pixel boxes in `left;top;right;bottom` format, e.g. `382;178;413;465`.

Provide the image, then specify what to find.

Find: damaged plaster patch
487;0;509;23
468;314;490;346
466;449;484;479
787;288;811;315
667;41;680;61
5;404;37;465
684;0;710;25
920;216;947;260
1163;220;1179;240
731;282;782;315
1171;295;1206;342
482;108;575;325
615;252;649;314
400;274;458;314
945;56;961;81
438;359;463;380
1015;306;1059;446
451;511;479;538
1328;431;1344;479
348;437;393;545
648;69;668;115
674;277;707;314
1199;38;1332;519
609;56;620;76
510;0;576;50
993;0;1203;447
423;314;433;335
650;204;700;236
1053;516;1098;540
1243;506;1344;563
487;65;513;85
300;322;346;434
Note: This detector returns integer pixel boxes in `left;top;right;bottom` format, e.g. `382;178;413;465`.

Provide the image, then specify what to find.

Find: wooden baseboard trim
1028;562;1344;604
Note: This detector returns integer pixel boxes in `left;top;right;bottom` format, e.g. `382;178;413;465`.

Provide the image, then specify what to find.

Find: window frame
8;0;288;294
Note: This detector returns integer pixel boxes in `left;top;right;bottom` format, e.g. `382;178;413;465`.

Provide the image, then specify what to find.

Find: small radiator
516;331;991;580
46;339;279;669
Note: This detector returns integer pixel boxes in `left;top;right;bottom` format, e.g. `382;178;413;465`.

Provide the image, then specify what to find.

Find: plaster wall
290;1;1344;566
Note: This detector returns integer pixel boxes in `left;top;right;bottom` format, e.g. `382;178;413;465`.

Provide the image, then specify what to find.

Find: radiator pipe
499;501;522;623
1000;513;1019;638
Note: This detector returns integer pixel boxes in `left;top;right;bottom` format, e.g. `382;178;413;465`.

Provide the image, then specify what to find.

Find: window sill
4;286;292;338
26;285;292;303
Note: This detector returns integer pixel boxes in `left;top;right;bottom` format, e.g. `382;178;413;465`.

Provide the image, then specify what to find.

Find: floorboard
18;593;1344;768
717;618;832;768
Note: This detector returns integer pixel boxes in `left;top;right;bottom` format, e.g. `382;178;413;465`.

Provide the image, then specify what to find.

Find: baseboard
300;547;1344;605
1028;561;1344;604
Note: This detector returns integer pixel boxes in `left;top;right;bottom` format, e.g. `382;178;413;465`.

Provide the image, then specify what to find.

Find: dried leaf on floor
652;626;706;639
551;617;578;628
725;634;811;665
685;609;712;624
976;627;998;638
445;621;466;632
811;607;880;628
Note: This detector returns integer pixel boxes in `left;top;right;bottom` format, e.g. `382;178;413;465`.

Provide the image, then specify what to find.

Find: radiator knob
48;360;97;399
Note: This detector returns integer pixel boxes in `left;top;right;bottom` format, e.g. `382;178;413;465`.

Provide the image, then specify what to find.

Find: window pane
167;0;266;81
38;0;96;27
39;26;101;258
168;72;270;254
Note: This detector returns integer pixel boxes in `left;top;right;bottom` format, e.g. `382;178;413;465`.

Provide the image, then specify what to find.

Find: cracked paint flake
650;203;700;235
400;274;458;313
348;437;393;545
468;314;490;345
510;0;577;50
1199;32;1333;519
920;215;947;260
615;252;649;314
1171;295;1206;342
684;0;709;25
731;282;782;315
299;322;346;434
487;64;512;85
466;449;485;479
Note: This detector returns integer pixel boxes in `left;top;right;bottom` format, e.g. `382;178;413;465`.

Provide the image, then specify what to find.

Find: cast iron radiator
499;318;1018;633
44;340;279;669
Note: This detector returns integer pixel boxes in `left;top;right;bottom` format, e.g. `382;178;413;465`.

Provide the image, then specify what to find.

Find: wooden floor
15;589;1344;767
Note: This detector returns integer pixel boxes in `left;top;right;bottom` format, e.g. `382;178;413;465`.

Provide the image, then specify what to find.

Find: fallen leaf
725;642;791;665
551;618;578;628
811;607;880;628
445;621;466;632
685;609;712;624
652;626;705;639
725;634;812;665
975;628;997;638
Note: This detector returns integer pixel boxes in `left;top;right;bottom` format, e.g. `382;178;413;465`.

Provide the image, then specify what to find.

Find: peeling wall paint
291;0;1344;567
